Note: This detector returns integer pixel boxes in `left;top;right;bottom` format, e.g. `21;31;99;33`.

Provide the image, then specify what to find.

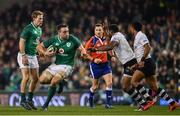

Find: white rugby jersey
111;32;135;64
134;31;151;62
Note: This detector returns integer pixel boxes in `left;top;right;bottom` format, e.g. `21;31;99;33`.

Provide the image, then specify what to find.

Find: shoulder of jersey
69;34;75;38
70;34;79;41
118;32;125;37
54;34;59;38
113;32;124;38
141;32;147;37
23;24;31;30
137;32;146;39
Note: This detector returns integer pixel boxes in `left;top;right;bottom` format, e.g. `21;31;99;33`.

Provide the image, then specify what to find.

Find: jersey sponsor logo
66;42;71;47
59;48;64;54
60;54;68;56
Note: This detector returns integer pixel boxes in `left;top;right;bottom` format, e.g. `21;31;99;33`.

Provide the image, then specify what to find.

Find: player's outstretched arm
88;41;119;52
79;44;102;63
78;44;93;61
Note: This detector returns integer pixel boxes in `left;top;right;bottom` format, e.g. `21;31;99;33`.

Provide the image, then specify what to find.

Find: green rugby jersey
43;34;81;66
20;22;42;56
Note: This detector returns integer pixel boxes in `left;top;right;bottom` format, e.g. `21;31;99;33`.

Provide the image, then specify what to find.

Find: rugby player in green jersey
17;10;43;110
37;24;88;111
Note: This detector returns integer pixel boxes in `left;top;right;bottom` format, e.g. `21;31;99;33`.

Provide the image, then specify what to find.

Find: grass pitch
0;105;180;115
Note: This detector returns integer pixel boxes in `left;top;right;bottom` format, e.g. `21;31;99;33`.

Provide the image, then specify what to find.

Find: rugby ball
47;45;57;52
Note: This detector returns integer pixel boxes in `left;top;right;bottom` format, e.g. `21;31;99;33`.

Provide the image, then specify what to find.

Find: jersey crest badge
66;42;71;47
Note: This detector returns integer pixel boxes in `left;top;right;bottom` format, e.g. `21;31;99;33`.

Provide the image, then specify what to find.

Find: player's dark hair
109;24;119;33
57;24;68;30
31;10;43;20
95;23;103;27
131;21;142;31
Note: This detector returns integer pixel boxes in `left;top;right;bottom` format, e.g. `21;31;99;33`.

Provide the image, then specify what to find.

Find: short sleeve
111;35;120;44
72;35;81;49
20;28;30;40
140;34;149;46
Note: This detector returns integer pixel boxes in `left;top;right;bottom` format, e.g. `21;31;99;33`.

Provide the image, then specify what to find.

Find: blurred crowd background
0;0;179;99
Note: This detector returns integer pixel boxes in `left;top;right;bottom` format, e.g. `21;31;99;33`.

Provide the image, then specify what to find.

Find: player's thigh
17;52;29;69
28;55;39;69
131;70;145;85
103;73;113;85
48;64;73;84
49;64;73;79
39;70;53;83
20;68;30;80
51;71;66;84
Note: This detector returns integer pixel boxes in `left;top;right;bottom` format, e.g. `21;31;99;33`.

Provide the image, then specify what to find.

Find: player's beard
38;22;43;27
63;35;69;40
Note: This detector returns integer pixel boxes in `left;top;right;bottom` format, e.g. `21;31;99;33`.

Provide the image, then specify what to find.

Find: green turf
0;105;179;115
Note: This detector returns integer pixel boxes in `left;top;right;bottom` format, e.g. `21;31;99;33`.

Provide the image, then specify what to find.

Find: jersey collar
94;35;104;45
58;35;70;41
57;35;62;43
31;22;39;31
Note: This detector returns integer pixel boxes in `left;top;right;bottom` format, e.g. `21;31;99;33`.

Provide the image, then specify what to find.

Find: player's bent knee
39;77;45;84
39;70;53;84
130;79;138;87
55;71;65;80
51;80;56;86
50;72;65;86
